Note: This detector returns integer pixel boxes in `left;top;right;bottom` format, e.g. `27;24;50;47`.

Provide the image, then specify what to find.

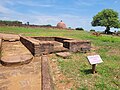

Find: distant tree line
75;27;84;31
0;20;22;26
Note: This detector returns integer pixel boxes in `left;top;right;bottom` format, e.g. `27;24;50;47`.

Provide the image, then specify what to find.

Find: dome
57;20;66;29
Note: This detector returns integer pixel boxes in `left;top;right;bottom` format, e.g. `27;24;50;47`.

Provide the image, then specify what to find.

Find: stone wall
20;36;54;56
21;36;91;56
41;55;54;90
63;40;91;52
32;36;73;43
0;39;2;58
20;36;40;56
55;37;73;43
39;41;54;55
0;39;2;49
32;37;55;41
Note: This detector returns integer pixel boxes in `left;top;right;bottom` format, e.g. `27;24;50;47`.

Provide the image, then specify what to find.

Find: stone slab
1;41;33;66
41;55;53;90
56;52;71;58
1;54;33;66
0;39;2;49
0;39;2;58
54;46;68;53
0;33;20;41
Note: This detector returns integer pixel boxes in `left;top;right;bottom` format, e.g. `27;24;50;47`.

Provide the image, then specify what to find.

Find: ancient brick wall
55;37;73;43
39;41;54;55
32;37;55;41
20;36;54;56
0;39;2;49
63;40;91;52
21;36;91;56
0;39;2;58
41;55;54;90
20;36;40;56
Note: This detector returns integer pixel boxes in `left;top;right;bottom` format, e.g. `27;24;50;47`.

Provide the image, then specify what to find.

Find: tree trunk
105;26;110;34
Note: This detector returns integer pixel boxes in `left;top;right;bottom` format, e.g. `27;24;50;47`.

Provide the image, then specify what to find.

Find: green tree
91;9;120;34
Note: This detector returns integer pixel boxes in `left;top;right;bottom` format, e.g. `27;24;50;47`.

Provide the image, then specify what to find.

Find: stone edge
0;38;2;59
41;55;54;90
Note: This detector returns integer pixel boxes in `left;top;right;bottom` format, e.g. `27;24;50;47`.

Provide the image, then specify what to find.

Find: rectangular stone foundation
63;40;91;52
20;36;91;56
20;36;54;56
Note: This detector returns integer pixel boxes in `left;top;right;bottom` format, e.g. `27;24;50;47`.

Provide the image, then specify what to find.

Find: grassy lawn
0;26;120;90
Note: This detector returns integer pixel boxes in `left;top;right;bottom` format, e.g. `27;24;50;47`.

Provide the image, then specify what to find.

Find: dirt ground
49;54;74;90
0;41;41;90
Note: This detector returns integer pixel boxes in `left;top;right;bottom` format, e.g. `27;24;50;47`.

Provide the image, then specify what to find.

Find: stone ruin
20;36;91;56
0;34;91;65
0;33;91;90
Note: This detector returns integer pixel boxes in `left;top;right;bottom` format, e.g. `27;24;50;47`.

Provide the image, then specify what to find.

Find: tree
75;27;84;31
91;9;120;34
27;22;29;25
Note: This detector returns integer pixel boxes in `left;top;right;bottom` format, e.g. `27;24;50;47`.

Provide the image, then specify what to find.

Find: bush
75;27;84;31
90;29;95;32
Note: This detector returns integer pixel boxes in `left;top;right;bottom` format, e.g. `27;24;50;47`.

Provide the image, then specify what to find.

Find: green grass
0;26;120;90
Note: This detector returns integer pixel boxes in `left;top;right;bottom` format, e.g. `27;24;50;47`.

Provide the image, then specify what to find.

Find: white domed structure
57;20;66;29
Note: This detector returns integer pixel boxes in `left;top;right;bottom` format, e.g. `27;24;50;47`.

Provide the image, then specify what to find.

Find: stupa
57;20;66;29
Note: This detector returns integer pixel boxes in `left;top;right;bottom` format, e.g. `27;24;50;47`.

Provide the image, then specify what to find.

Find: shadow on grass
80;69;92;74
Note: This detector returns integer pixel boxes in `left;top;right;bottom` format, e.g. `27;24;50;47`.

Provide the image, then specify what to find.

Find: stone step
0;33;20;41
53;46;69;53
1;54;33;66
56;52;72;58
1;41;33;66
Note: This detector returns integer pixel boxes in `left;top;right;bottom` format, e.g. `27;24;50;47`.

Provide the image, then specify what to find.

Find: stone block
0;39;2;59
1;54;33;66
41;55;53;90
63;40;91;52
32;37;55;41
56;52;71;58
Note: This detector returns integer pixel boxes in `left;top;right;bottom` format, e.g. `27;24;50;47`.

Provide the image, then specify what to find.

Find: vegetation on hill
0;26;120;89
0;20;22;26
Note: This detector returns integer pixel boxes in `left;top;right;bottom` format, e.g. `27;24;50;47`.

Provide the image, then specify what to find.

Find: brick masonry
32;36;73;42
20;36;54;56
41;55;54;90
0;39;2;58
32;37;55;41
63;40;91;52
55;37;73;43
20;36;91;56
0;39;2;49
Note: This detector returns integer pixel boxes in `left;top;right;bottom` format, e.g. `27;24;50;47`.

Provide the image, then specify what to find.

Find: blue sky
0;0;120;31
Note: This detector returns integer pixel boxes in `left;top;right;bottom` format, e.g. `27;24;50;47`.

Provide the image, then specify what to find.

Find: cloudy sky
0;0;120;31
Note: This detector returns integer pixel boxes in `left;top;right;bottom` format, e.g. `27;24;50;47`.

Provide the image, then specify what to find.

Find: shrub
75;27;84;31
90;29;95;32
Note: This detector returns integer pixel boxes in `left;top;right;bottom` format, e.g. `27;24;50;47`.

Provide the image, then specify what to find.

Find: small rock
56;52;71;58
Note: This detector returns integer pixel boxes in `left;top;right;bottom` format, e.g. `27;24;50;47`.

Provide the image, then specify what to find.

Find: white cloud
75;0;105;6
0;5;13;14
15;1;54;7
1;0;119;31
